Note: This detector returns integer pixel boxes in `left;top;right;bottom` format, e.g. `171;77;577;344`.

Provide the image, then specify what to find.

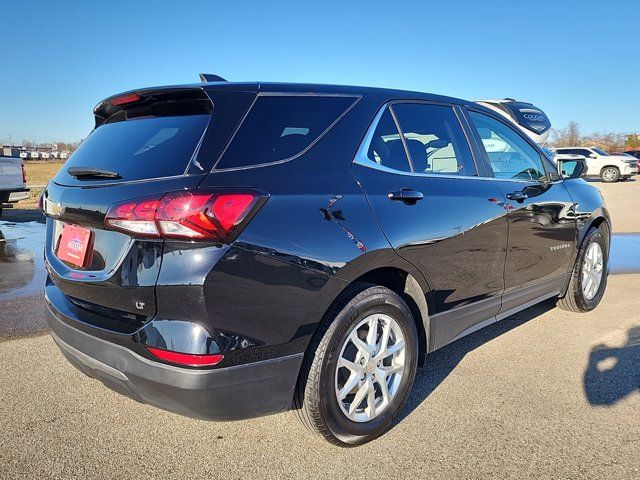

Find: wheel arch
580;213;611;251
600;165;621;176
317;266;431;366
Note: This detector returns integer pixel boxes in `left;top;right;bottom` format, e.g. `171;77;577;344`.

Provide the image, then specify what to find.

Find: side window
468;111;547;181
216;95;357;169
578;149;593;157
392;103;476;176
365;108;412;172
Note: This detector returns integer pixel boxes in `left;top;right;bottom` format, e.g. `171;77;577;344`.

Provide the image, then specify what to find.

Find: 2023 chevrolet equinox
43;79;610;446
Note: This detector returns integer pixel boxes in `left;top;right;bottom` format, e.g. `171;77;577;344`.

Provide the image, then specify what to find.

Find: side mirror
557;159;587;179
589;153;597;159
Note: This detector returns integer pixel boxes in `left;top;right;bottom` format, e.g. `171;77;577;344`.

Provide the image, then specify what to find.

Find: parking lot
0;179;638;479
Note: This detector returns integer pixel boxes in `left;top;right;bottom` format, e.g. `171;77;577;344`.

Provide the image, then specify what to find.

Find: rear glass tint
215;95;357;169
62;114;209;182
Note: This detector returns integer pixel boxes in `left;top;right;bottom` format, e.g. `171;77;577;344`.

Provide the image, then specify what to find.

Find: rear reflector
104;189;265;242
110;92;142;106
146;347;224;367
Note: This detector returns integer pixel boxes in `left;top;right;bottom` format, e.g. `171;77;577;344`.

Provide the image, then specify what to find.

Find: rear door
44;87;255;321
464;108;577;314
352;102;509;349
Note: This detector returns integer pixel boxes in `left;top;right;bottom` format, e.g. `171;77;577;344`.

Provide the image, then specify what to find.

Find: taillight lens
146;347;224;367
104;190;264;242
21;162;27;184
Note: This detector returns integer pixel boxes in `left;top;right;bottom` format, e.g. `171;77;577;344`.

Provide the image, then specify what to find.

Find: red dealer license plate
56;224;93;268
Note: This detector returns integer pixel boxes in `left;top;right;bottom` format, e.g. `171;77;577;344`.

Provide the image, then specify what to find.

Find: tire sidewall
317;290;418;445
574;229;608;310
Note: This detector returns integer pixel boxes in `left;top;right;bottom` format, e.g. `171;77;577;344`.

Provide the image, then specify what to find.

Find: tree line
548;121;639;152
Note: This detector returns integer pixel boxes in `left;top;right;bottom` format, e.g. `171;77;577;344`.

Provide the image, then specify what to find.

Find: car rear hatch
44;85;256;329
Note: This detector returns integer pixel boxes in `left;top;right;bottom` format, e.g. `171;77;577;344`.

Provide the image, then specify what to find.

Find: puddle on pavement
0;219;46;300
609;234;640;274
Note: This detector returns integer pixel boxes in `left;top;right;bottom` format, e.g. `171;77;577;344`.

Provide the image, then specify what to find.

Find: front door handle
388;188;424;204
506;191;528;202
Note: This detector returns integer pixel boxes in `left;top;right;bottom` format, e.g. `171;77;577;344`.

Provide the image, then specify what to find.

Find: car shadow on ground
397;299;557;422
583;326;640;405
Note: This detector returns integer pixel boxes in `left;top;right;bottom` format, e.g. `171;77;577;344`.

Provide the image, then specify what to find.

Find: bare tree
549;121;581;147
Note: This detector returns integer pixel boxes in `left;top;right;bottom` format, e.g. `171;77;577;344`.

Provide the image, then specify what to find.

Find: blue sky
0;0;637;143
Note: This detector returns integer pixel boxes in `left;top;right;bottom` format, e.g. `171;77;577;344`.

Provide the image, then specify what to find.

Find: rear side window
392;103;476;176
63;114;209;182
365;108;412;172
215;95;357;169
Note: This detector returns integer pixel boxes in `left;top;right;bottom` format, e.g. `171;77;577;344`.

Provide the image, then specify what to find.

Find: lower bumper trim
46;301;304;421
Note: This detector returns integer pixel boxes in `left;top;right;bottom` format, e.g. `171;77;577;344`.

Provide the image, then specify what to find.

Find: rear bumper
1;187;29;206
9;188;30;202
46;298;304;421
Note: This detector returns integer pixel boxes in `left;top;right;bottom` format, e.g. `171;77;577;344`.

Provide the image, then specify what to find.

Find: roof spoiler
199;73;227;83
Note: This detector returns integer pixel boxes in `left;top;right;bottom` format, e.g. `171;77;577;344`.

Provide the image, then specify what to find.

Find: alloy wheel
602;168;617;182
582;241;604;300
334;314;406;422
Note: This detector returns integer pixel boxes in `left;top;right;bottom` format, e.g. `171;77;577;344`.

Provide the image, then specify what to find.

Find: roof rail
199;73;227;83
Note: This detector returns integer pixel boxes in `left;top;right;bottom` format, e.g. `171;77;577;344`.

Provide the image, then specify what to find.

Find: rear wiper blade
67;167;121;179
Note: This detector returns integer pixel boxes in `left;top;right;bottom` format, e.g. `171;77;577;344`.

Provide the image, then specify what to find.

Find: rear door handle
506;191;527;202
388;188;424;204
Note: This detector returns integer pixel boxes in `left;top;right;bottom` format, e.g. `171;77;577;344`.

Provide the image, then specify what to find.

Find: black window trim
211;92;362;172
462;106;560;184
353;99;483;179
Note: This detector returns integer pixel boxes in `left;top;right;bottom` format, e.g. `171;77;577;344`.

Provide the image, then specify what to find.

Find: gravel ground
0;274;638;479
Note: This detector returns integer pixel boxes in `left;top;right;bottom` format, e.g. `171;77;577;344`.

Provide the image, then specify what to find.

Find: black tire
557;227;608;312
294;284;418;446
600;166;620;183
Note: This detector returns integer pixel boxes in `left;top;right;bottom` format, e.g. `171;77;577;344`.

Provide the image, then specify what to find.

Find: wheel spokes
349;331;371;356
338;372;361;400
349;381;370;415
366;382;377;419
366;316;378;351
336;313;407;422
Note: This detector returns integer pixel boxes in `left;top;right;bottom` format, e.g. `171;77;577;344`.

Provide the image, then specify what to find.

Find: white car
552;147;638;182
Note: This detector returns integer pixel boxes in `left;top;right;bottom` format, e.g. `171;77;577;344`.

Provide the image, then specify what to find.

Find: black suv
44;79;610;446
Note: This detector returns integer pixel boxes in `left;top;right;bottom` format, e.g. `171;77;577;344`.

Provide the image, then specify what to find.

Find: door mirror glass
558;159;587;179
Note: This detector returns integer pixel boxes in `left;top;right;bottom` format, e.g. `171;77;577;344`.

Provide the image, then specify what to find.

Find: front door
352;102;509;349
465;109;577;315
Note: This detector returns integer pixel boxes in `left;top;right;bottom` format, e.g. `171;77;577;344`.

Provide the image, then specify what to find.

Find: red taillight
104;190;264;241
110;92;141;106
146;347;224;367
21;162;27;184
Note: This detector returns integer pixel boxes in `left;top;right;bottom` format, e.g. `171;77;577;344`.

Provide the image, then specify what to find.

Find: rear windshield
62;114;209;182
215;95;357;169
